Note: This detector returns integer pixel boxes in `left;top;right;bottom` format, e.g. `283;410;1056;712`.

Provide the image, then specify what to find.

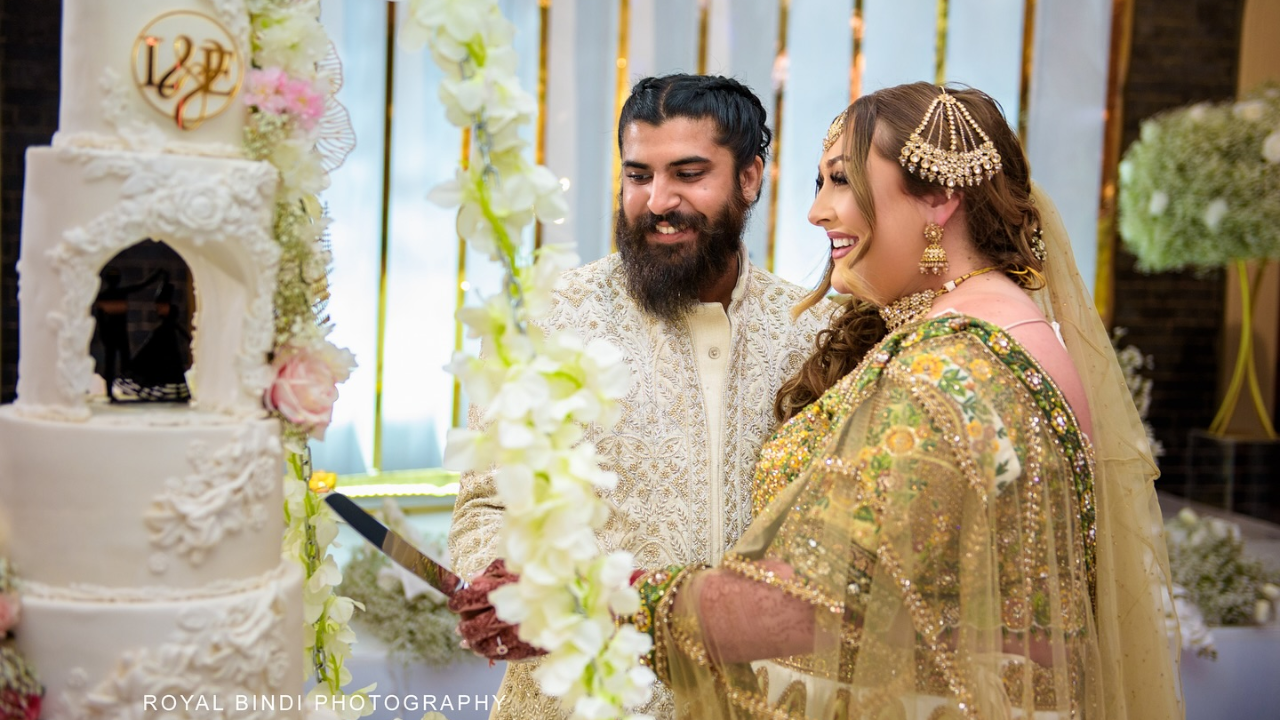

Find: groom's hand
450;558;546;662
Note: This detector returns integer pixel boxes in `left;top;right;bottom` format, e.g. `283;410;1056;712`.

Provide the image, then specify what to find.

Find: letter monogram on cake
131;11;244;130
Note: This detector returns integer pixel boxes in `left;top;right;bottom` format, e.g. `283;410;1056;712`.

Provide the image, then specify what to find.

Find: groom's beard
615;191;749;323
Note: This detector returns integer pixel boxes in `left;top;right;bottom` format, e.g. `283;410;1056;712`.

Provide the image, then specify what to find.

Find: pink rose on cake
266;338;356;440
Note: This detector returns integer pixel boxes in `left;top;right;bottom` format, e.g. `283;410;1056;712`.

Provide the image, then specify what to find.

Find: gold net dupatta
657;186;1182;720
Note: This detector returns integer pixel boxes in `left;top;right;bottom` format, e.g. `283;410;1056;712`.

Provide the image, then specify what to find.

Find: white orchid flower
410;0;651;712
534;648;594;697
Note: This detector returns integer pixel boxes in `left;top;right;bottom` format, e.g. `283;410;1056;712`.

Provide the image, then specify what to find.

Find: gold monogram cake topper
132;11;243;131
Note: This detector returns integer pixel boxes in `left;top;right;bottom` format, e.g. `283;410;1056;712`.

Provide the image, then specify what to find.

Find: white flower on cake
271;137;332;200
250;0;331;76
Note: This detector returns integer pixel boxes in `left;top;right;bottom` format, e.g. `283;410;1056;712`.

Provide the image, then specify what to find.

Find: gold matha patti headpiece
899;90;1002;196
822;111;847;153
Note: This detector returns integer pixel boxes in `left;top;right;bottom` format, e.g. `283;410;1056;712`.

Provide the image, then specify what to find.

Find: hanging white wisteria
401;1;656;718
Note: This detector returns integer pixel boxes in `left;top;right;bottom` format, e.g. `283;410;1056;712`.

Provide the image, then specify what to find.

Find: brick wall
0;1;62;401
1112;0;1245;489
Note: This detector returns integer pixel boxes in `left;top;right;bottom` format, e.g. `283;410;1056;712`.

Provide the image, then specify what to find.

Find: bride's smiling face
807;130;934;304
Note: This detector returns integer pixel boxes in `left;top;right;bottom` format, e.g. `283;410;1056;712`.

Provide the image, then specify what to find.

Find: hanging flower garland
242;1;366;714
402;1;655;717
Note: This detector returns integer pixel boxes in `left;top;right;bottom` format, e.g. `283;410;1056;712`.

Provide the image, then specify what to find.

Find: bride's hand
449;559;546;661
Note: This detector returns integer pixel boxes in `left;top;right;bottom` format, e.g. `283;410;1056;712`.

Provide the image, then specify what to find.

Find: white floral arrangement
1164;507;1280;659
1118;85;1280;271
1110;327;1164;458
401;1;656;718
239;1;365;714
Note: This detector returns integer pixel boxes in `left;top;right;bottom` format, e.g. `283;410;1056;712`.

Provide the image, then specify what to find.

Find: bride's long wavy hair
774;82;1045;422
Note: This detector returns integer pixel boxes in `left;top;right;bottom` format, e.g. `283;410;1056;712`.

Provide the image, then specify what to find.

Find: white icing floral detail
40;147;279;416
146;424;282;569
210;0;252;58
95;68;246;158
99;69;182;156
57;569;296;720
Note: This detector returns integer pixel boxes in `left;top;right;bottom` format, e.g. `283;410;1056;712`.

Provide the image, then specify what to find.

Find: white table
1182;624;1280;720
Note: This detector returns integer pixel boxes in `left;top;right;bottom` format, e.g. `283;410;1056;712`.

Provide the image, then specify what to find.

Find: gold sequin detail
722;553;845;614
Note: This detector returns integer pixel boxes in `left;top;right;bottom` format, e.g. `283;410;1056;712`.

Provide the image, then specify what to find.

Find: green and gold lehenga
633;187;1183;719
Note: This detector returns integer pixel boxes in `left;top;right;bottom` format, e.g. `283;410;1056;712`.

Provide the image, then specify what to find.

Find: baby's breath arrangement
338;548;468;668
1111;328;1163;458
1118;86;1280;272
1118;85;1280;438
1165;508;1280;628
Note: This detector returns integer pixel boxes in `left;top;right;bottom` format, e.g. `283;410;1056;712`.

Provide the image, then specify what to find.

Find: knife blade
323;492;466;597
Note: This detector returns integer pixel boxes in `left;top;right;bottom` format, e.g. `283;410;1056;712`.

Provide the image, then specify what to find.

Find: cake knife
323;492;466;597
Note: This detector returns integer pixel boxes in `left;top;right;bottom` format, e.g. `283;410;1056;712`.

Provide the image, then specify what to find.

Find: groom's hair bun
619;74;772;178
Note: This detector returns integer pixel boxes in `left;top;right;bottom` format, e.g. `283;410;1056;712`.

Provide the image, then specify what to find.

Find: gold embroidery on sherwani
449;254;831;719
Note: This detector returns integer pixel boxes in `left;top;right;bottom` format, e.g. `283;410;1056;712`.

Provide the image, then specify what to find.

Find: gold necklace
878;266;999;331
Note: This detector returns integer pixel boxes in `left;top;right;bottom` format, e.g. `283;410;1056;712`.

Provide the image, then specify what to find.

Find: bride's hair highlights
775;82;1044;422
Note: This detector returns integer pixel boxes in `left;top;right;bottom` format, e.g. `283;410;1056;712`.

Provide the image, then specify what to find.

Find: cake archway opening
91;239;195;404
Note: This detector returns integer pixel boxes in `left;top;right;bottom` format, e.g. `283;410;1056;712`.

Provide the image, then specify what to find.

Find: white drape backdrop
313;0;1112;479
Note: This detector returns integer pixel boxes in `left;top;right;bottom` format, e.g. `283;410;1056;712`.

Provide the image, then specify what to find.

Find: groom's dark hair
618;74;771;201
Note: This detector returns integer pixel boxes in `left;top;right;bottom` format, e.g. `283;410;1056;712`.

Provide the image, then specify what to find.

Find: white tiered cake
0;1;304;716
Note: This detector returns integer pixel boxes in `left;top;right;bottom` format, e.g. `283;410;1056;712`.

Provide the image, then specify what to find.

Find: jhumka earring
919;222;948;275
898;89;1003;198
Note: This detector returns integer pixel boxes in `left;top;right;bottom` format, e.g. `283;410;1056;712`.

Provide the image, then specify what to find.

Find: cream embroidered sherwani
448;252;832;719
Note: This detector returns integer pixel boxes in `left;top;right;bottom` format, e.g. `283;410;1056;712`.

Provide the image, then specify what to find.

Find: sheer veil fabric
1026;183;1183;719
657;185;1183;719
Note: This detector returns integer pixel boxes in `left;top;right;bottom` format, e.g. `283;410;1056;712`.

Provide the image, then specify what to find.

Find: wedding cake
0;1;304;716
